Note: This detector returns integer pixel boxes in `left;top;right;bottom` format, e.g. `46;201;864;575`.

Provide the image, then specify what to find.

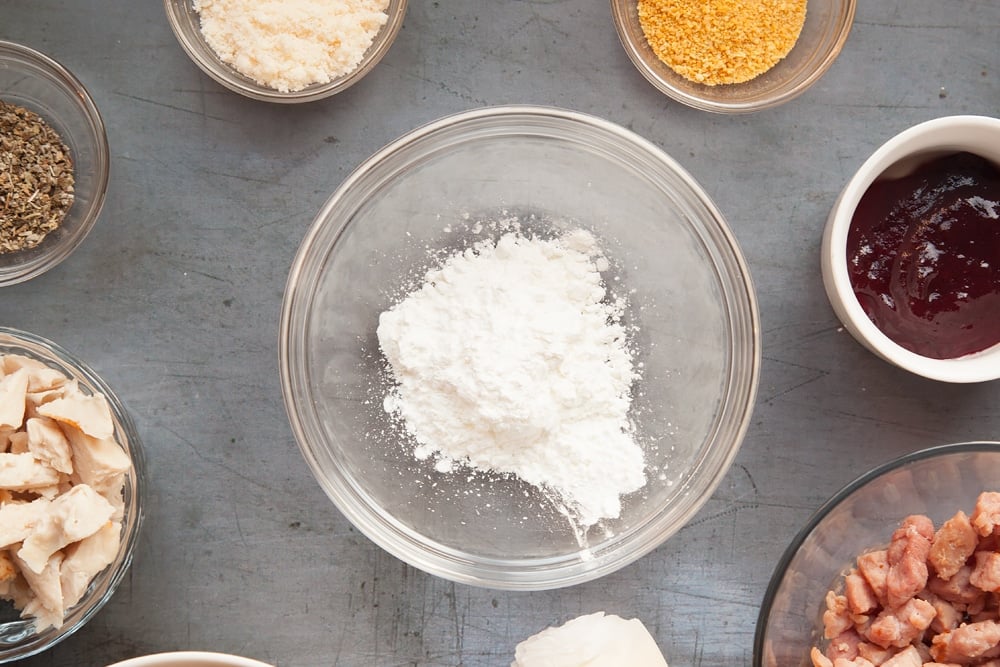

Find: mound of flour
376;228;645;528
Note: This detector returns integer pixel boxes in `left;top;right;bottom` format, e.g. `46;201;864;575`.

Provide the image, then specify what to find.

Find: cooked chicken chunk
25;417;73;474
0;369;29;430
60;520;120;609
0;453;61;491
0;498;52;549
63;428;130;489
17;484;115;574
37;392;114;440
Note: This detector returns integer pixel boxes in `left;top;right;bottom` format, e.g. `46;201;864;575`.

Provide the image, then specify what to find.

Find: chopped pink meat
859;549;891;604
846;569;880;615
880;645;923;667
972;492;1000;537
833;658;875;667
857;641;895;664
928;565;987;607
886;515;934;609
930;620;1000;664
827;629;863;662
930;511;978;581
866;597;937;648
825;591;854;639
811;647;834;667
922;591;964;634
971;551;1000;593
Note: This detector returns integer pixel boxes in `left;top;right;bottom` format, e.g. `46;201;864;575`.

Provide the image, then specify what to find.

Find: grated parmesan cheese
193;0;390;93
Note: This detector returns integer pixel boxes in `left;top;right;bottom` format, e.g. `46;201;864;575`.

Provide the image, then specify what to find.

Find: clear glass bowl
280;105;760;590
754;441;1000;667
163;0;408;103
0;328;144;662
611;0;856;113
0;41;110;286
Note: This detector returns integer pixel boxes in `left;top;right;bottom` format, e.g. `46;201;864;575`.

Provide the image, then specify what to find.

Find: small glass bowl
754;441;1000;667
821;115;1000;383
0;41;110;287
163;0;408;103
0;327;144;662
611;0;856;113
281;105;760;590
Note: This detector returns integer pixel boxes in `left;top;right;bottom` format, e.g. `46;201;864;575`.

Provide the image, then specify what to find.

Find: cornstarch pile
193;0;389;93
376;227;646;528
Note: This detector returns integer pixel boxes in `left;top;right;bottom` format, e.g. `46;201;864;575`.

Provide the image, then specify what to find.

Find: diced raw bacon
859;550;891;604
866;597;937;649
922;591;964;634
972;493;1000;538
887;515;934;609
847;569;880;615
826;591;854;639
857;641;895;664
827;629;863;661
930;511;979;581
811;647;834;667
880;645;922;667
929;565;987;607
930;620;1000;664
833;658;875;667
971;551;1000;593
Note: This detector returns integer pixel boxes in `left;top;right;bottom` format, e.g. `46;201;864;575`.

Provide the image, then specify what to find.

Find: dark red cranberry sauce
847;152;1000;360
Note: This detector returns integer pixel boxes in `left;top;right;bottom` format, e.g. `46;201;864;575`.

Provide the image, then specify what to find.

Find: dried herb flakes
0;100;75;254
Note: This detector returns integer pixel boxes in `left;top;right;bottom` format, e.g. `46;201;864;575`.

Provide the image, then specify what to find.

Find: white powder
193;0;389;93
377;229;646;528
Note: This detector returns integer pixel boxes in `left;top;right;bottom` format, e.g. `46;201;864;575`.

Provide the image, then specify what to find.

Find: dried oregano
0;100;75;253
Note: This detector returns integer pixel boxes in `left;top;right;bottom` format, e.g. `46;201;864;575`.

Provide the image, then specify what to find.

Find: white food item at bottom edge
512;611;669;667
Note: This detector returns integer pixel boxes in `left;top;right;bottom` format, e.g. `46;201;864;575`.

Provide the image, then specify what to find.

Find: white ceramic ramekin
821;115;1000;383
106;652;272;667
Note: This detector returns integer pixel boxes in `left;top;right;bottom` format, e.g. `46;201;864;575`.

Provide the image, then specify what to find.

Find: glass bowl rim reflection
753;440;1000;666
280;104;760;590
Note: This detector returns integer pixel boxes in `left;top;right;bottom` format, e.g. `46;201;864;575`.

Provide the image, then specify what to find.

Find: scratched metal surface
1;1;999;665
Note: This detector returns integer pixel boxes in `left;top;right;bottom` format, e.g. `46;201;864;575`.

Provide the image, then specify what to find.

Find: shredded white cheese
193;0;390;93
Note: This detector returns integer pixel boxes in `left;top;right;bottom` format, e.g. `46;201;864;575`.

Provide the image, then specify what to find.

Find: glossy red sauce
847;152;1000;359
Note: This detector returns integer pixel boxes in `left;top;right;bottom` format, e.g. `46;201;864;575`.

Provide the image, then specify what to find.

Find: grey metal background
2;1;999;665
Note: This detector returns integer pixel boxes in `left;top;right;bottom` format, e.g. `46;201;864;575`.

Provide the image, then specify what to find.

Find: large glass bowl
611;0;856;113
163;0;407;103
0;328;144;662
280;105;760;590
0;41;110;286
755;441;1000;667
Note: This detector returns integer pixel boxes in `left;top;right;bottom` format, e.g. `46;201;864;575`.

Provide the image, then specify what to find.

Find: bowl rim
0;40;110;287
106;651;273;667
609;0;857;114
280;103;761;590
0;327;145;660
820;114;1000;383
752;440;1000;666
162;0;408;104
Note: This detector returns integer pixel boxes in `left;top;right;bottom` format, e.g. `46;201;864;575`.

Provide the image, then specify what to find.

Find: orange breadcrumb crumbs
637;0;807;86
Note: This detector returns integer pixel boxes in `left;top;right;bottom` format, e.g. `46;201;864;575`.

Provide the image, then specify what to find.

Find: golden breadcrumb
638;0;807;86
